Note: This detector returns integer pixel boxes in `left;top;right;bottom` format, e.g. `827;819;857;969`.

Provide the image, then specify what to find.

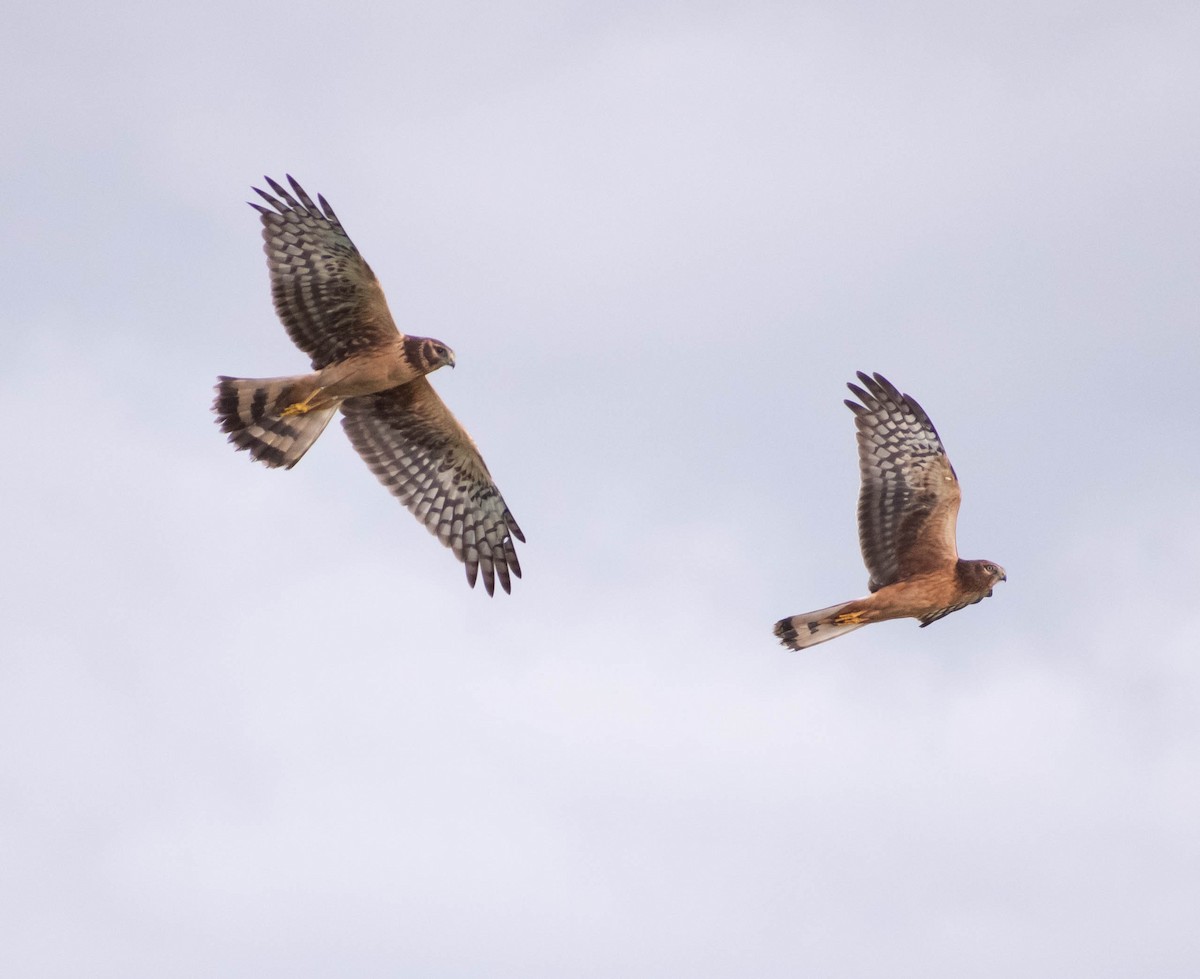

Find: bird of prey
774;372;1005;649
213;175;524;595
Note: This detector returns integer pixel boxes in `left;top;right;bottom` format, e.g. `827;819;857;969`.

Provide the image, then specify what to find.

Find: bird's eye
985;564;996;573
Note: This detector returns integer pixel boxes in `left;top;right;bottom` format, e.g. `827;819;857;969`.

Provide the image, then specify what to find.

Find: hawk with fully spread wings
213;175;524;594
774;372;1005;649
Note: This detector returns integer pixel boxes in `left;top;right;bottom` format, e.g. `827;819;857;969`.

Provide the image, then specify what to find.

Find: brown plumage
774;372;1005;649
213;175;524;595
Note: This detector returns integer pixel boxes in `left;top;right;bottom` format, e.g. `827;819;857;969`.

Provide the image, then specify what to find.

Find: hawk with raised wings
213;176;524;595
774;372;1005;649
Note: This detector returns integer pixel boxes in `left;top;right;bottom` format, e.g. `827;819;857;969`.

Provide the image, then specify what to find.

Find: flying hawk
213;176;524;595
774;372;1005;649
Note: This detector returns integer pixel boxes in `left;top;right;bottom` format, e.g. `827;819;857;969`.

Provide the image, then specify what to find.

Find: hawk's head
957;559;1007;600
979;560;1007;597
410;337;457;373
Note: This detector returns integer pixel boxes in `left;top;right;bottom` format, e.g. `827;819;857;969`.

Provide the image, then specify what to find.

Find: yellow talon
834;610;866;625
280;388;325;417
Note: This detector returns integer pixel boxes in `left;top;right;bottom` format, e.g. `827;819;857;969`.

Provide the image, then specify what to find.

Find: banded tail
213;375;338;469
773;600;871;650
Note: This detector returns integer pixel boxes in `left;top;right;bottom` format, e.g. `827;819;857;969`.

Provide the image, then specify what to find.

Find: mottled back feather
845;372;961;590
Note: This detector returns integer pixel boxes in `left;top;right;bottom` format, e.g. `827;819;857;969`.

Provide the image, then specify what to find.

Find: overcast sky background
3;1;1198;976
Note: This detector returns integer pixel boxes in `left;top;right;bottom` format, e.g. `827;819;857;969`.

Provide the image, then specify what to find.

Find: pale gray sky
3;2;1199;976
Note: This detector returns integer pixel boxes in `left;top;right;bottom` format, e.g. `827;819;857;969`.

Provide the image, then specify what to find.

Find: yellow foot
281;389;325;417
834;610;867;626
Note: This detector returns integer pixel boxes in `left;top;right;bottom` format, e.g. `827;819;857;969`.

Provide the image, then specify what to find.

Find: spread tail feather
213;375;338;469
773;600;870;651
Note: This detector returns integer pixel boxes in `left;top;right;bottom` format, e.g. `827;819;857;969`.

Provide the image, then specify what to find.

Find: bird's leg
834;609;867;626
281;386;327;416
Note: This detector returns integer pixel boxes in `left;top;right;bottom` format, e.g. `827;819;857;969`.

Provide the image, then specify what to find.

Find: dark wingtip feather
848;370;921;413
869;372;904;405
856;372;888;402
264;175;300;209
872;372;936;432
251;184;287;212
286;175;319;213
495;561;512;595
845;382;872;407
317;193;338;222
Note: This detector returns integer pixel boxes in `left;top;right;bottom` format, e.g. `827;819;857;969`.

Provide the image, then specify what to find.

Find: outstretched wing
340;380;525;595
845;372;960;590
251;175;400;370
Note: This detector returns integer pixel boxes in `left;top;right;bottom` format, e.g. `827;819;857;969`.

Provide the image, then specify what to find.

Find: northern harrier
213;176;524;594
774;372;1005;649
